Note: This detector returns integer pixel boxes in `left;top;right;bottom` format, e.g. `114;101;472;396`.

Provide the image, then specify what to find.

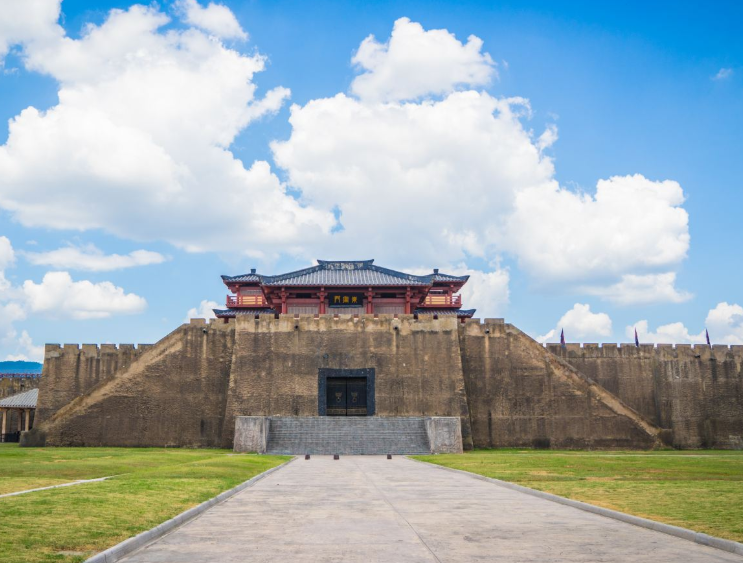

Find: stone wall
29;314;743;450
222;314;473;449
459;319;660;449
0;374;41;399
31;319;235;447
35;343;147;424
548;343;743;449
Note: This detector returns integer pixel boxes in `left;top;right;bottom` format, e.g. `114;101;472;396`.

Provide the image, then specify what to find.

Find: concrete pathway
0;476;112;498
122;456;742;563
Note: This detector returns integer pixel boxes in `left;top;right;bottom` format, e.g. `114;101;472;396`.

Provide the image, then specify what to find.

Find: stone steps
265;416;431;455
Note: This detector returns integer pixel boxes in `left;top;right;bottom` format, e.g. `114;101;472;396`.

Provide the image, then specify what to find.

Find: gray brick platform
265;416;431;455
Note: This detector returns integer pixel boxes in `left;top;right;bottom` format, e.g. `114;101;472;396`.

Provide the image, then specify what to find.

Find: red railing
420;293;462;308
226;294;269;307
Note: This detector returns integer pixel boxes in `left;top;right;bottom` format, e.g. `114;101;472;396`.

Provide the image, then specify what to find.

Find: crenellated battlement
545;342;743;362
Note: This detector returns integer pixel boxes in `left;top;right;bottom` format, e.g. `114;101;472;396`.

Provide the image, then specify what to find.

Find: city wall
25;315;743;449
1;374;41;399
548;343;743;449
222;314;473;449
459;319;659;449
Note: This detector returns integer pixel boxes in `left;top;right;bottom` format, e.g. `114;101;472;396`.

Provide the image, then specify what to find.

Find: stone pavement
122;456;742;563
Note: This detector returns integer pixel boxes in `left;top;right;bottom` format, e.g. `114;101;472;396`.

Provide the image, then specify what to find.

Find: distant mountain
0;360;43;374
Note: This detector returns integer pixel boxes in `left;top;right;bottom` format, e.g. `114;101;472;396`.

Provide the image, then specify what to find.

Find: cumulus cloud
581;272;692;305
0;0;62;60
0;3;333;258
628;320;705;345
1;12;692;303
454;267;509;317
175;0;247;40
706;302;743;344
273;20;690;298
184;299;220;322
538;303;612;343
24;244;167;271
274;92;555;266
4;330;45;362
506;175;689;281
351;17;495;102
628;302;743;345
0;237;42;360
22;272;147;319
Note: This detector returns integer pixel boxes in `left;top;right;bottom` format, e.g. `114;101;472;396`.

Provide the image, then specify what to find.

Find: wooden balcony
226;294;269;308
419;293;462;308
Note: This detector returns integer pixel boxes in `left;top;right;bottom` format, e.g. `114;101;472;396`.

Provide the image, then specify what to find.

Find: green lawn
413;449;743;542
0;444;289;563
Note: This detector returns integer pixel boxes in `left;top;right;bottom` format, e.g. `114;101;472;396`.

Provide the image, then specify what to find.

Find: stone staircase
264;416;431;455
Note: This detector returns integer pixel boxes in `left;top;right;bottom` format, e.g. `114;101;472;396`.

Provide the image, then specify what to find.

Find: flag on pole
560;328;566;349
706;328;711;349
635;328;639;348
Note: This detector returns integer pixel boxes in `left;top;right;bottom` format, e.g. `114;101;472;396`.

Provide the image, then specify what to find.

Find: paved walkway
123;456;742;563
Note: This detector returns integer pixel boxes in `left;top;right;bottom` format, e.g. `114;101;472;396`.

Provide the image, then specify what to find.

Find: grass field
0;444;289;563
414;449;743;542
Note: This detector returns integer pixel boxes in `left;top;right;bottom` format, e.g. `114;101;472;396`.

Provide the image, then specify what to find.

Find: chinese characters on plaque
327;293;365;308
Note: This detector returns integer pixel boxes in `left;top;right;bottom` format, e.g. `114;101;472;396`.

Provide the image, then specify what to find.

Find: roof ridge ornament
316;259;374;270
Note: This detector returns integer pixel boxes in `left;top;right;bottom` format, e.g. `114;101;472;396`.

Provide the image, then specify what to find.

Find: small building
0;388;37;442
214;259;476;320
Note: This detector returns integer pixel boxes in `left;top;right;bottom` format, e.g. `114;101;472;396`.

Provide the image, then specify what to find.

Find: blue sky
0;0;742;360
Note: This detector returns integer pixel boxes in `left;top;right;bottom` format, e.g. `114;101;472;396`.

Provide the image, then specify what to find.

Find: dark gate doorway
326;377;368;416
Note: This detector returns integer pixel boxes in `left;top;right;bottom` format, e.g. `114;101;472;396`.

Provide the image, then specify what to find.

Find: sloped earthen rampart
30;319;235;447
459;319;660;449
548;343;743;448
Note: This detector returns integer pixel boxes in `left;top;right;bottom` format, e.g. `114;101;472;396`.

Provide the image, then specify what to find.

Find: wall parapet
545;342;743;362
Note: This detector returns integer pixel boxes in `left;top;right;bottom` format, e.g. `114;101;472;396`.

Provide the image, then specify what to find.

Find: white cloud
24;244;167;271
351;17;495;103
273;20;690;297
274;92;555;266
175;0;247;40
706;302;743;344
506;174;689;281
1;13;691;300
713;68;733;81
4;330;44;362
628;320;705;345
184;299;220;322
627;302;743;345
0;0;63;60
0;235;14;290
0;3;333;258
0;237;43;361
582;272;692;305
538;303;612;343
22;271;147;319
455;267;509;317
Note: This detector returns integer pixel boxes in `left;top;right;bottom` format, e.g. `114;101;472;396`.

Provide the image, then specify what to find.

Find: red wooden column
405;286;411;314
366;288;374;314
319;288;326;314
280;289;287;314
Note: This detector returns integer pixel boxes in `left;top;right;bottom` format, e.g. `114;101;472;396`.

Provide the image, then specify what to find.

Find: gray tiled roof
414;309;477;317
213;308;277;318
222;260;469;287
0;388;38;409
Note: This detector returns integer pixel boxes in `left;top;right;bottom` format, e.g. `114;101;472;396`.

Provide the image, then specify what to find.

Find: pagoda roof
222;260;469;287
0;388;38;409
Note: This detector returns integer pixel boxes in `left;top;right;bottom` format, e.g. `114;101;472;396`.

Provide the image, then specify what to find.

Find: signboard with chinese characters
327;293;364;308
